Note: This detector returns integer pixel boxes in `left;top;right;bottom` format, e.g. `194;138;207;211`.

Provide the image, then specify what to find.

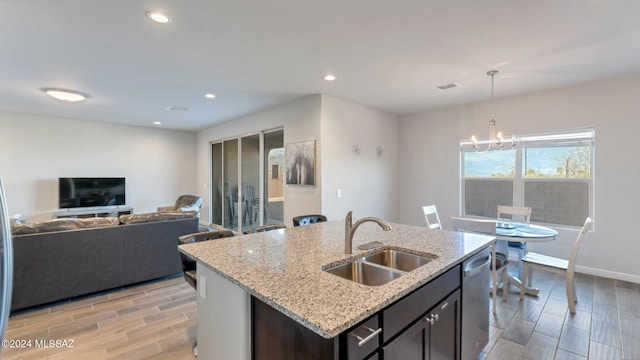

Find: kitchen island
178;220;494;359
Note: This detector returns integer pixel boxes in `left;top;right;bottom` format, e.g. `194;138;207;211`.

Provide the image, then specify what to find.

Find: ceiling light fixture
471;70;517;151
154;121;162;125
146;11;172;24
42;88;88;102
205;93;216;99
323;74;336;81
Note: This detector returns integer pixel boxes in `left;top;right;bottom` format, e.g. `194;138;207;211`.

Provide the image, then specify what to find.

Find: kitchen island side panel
197;263;251;360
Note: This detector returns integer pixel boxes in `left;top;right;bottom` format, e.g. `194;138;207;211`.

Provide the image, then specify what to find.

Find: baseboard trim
575;265;640;284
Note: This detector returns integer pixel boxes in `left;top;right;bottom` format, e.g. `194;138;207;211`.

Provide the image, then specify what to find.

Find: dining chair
292;214;327;227
451;217;508;313
178;229;236;356
520;217;593;314
241;183;259;226
497;205;532;277
421;205;442;229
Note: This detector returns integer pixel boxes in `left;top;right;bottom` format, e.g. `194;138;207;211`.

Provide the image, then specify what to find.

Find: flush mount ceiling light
146;11;172;24
154;121;162;125
323;74;336;81
42;88;88;102
436;82;460;91
470;70;517;151
205;93;216;99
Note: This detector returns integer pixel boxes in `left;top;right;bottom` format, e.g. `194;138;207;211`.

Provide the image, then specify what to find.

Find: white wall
196;94;400;227
197;95;322;227
320;95;399;221
0;111;197;222
398;75;640;282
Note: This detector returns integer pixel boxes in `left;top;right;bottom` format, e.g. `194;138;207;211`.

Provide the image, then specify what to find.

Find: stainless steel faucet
344;211;392;254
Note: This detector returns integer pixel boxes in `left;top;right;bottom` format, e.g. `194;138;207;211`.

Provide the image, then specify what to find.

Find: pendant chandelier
471;70;517;151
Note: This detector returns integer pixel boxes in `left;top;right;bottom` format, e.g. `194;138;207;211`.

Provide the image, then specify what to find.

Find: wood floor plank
106;342;162;360
542;297;569;318
489;306;516;329
590;319;620;348
621;333;640;360
485;338;525;360
563;310;592;331
589;341;622;360
523;332;558;360
502;318;535;345
558;325;590;357
554;348;587;360
516;302;543;323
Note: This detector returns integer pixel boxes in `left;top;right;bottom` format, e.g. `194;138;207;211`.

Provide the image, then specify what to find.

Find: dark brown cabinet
252;265;462;360
381;290;460;360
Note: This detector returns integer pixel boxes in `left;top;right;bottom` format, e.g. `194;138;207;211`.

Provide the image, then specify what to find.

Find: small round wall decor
376;145;383;158
352;143;361;156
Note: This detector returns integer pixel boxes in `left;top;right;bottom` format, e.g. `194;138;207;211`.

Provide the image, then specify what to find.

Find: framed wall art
285;140;315;186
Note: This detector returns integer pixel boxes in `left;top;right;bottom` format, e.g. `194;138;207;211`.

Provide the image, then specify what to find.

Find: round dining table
494;221;558;296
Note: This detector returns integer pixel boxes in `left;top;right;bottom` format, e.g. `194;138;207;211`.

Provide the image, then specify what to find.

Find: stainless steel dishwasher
461;246;491;360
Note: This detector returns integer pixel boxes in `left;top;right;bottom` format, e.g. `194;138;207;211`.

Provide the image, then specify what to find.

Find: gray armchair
158;194;203;213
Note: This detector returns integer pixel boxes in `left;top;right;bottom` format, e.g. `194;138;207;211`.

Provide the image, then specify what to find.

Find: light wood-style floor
482;268;640;360
3;276;197;360
3;269;639;359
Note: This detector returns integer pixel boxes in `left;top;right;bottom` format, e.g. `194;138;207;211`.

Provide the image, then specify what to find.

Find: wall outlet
199;275;207;299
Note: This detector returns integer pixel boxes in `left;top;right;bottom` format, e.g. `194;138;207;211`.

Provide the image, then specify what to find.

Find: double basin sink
323;249;436;286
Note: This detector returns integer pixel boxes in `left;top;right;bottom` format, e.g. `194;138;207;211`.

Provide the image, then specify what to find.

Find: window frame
460;128;594;228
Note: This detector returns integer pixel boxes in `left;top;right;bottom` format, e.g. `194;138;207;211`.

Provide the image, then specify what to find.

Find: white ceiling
2;0;640;131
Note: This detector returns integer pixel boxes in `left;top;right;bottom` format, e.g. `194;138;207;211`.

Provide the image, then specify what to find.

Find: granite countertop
178;220;494;339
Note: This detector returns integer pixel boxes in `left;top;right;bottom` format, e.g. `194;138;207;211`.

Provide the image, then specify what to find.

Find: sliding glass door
210;129;283;233
263;130;284;227
240;134;260;231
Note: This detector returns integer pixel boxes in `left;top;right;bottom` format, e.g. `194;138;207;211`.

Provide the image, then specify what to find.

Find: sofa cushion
11;217;120;235
118;211;198;225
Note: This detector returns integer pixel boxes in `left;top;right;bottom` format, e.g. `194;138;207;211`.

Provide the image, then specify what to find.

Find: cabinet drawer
381;264;460;343
343;315;380;360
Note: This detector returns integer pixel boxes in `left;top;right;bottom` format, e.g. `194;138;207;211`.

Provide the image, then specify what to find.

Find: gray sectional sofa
10;212;199;311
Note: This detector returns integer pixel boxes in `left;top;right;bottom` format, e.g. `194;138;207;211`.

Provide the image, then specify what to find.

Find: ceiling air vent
436;83;460;91
166;105;190;112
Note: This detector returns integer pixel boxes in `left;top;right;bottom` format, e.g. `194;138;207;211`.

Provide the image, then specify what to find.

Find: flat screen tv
58;177;126;209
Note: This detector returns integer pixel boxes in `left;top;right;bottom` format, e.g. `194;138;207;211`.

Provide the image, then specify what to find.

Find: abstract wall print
285;140;315;186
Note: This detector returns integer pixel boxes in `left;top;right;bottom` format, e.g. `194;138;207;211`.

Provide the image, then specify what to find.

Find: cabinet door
428;289;461;360
380;316;429;359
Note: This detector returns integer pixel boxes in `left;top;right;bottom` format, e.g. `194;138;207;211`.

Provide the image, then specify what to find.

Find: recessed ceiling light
154;121;162;125
42;88;88;102
205;93;216;99
146;11;172;24
323;74;336;81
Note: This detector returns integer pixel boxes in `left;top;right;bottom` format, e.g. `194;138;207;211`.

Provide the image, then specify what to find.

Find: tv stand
52;206;133;219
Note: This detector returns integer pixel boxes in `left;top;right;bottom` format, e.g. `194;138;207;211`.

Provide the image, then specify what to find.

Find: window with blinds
460;128;594;227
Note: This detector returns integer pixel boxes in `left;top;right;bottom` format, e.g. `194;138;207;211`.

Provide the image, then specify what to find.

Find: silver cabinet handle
423;314;435;325
351;325;382;347
423;313;440;325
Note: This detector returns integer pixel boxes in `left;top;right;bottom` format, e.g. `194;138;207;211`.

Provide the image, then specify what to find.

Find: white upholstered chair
422;205;442;229
520;217;593;314
451;217;508;313
497;205;532;277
